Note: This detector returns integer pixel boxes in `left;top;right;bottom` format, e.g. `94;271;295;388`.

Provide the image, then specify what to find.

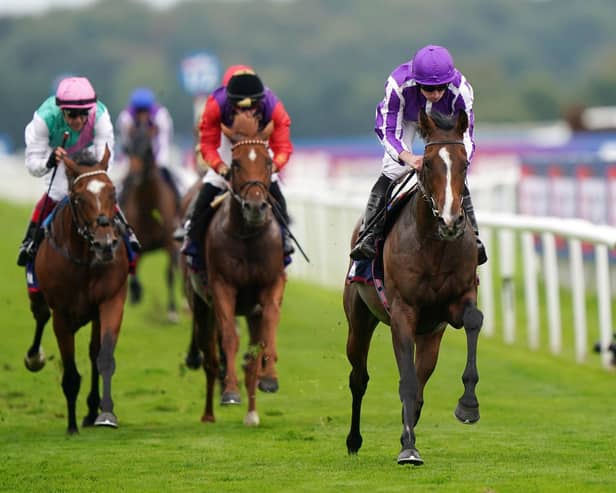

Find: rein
228;139;272;206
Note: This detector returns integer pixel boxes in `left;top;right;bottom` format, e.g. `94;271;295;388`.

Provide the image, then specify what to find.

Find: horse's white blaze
248;148;257;162
438;147;455;226
244;410;260;426
87;179;106;210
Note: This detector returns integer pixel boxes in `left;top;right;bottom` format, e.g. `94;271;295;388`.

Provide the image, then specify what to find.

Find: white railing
285;186;616;369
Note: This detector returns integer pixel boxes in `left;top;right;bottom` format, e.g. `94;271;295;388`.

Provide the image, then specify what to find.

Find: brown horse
344;109;483;465
120;123;180;321
185;113;286;426
24;147;130;434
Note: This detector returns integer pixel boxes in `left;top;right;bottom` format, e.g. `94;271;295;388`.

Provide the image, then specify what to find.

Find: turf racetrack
1;200;615;492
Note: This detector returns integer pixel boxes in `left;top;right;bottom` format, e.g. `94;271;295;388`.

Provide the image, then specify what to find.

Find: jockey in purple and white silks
17;76;140;269
350;45;487;265
116;87;182;200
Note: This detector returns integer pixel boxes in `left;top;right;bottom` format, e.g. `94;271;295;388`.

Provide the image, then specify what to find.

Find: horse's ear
260;121;274;140
221;124;234;140
100;145;111;170
455;110;469;136
418;108;436;139
63;155;80;176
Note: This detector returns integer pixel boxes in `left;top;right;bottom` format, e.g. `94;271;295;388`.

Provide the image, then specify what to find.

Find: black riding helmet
226;72;265;108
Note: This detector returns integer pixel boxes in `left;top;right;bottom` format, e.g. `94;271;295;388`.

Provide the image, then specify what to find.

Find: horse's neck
410;193;438;237
52;205;90;257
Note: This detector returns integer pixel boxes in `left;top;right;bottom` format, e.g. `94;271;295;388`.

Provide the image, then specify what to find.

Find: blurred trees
1;0;616;148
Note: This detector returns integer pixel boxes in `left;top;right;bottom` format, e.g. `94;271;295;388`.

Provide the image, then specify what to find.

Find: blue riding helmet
130;87;156;110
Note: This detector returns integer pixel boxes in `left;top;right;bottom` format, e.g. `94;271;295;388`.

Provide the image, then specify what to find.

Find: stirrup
17;244;34;267
349;235;377;261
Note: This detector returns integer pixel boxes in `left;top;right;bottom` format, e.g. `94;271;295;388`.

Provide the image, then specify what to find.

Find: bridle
416;139;467;219
228;139;272;206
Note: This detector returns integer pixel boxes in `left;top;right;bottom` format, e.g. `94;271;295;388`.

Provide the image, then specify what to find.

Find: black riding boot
349;174;392;261
114;207;141;253
462;187;487;265
269;181;294;256
17;221;41;267
182;183;221;258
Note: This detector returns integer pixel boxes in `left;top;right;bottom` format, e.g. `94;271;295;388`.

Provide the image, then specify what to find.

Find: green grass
1;200;615;493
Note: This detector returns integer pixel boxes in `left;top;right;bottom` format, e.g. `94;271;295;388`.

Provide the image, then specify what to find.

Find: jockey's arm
268;101;293;172
92;109;115;168
154;106;173;168
24;115;54;177
199;95;225;172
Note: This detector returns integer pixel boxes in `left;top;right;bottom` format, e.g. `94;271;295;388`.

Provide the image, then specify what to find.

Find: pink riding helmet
410;45;456;86
55;77;97;109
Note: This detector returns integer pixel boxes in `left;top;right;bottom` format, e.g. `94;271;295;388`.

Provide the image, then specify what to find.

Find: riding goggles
419;84;448;93
63;108;90;119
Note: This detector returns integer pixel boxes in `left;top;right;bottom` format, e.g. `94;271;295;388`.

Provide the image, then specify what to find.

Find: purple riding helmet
410;45;456;85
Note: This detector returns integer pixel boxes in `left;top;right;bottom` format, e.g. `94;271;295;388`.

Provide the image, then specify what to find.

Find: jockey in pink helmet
350;45;486;266
17;76;140;277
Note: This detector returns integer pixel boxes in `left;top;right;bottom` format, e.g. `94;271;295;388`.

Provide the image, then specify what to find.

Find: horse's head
63;146;120;263
125;123;156;183
417;109;469;240
222;112;274;227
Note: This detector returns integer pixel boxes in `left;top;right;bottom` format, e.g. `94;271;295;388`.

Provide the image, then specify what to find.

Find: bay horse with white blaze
185;113;286;426
344;109;483;465
24;147;130;433
120;123;180;321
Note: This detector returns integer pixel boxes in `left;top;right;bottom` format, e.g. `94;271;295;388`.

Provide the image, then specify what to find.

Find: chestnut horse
344;109;483;465
24;147;130;433
185;113;286;426
120;123;180;321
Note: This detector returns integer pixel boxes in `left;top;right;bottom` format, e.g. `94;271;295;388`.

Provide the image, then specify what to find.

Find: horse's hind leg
455;301;483;424
166;248;179;323
413;327;446;426
82;318;101;427
185;314;203;370
129;274;142;305
193;293;219;423
344;285;378;455
25;291;49;372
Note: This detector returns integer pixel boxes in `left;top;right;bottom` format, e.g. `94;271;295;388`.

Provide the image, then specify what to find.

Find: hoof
221;391;241;405
94;411;118;428
243;410;260;426
397;448;424;466
258;376;279;393
185;352;202;370
455;402;480;424
82;414;97;427
167;310;179;324
346;433;363;455
24;348;46;372
201;414;215;423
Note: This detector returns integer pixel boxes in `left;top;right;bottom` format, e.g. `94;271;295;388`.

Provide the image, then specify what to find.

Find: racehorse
120;123;180;321
184;112;286;426
24;147;130;433
344;109;483;465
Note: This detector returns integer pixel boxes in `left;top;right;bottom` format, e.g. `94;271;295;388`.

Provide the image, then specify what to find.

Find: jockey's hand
46;147;67;169
218;164;231;180
399;150;423;172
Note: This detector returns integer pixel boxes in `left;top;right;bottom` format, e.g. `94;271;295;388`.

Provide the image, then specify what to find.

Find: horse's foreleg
25;291;50;372
344;285;378;455
455;301;483;424
52;314;80;434
257;277;285;394
211;284;240;406
413;327;446;426
83;317;101;427
95;289;126;428
390;299;424;465
243;314;262;426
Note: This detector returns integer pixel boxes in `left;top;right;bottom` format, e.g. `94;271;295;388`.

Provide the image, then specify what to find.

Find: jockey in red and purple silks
179;65;294;270
350;45;486;266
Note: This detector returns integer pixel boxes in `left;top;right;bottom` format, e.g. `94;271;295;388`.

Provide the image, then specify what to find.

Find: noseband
228;139;272;205
417;140;467;219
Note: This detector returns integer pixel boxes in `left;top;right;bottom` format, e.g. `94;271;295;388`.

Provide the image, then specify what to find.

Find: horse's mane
69;149;98;167
417;110;457;140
